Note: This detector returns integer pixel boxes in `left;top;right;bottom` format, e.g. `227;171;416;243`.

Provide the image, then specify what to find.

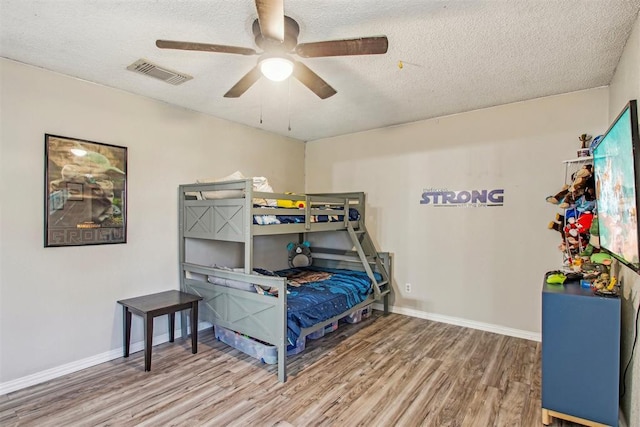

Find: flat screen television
593;99;640;273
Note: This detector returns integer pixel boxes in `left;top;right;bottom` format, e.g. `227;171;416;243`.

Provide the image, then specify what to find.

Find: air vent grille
126;59;192;85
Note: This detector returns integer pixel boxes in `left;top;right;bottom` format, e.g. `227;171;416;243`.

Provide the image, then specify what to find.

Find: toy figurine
577;134;592;157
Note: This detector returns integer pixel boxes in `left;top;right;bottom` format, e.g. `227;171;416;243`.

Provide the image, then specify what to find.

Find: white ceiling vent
126;59;192;85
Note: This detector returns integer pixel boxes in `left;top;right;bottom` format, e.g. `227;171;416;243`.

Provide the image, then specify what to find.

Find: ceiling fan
156;0;388;99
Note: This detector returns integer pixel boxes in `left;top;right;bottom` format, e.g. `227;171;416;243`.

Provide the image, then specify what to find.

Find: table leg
191;302;198;354
144;314;153;371
180;311;188;342
123;307;132;358
169;313;175;343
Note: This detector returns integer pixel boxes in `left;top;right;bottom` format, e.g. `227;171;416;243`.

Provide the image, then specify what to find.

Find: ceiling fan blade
295;36;388;58
292;61;336;99
255;0;284;42
156;40;256;56
223;66;262;98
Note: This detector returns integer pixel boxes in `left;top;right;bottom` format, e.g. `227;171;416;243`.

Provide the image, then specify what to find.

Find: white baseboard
372;303;541;342
0;321;211;396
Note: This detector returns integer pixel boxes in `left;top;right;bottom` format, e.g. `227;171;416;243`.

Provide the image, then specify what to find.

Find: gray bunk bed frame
178;179;391;382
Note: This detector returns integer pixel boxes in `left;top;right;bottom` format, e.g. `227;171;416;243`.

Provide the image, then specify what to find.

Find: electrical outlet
405;283;411;293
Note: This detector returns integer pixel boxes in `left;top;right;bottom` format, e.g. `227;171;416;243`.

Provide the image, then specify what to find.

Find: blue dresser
542;281;620;426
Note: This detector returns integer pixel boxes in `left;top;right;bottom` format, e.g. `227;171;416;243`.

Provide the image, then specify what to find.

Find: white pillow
197;171;246;200
252;176;277;206
196;171;276;206
207;266;256;292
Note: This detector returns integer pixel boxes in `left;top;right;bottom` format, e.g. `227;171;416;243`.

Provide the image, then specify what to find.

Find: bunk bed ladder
346;222;391;306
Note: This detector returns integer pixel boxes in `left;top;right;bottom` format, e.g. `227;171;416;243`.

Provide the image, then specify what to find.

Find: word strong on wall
420;188;505;208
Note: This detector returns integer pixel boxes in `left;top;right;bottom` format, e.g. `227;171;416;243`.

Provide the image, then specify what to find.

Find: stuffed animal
559;165;594;209
277;193;306;209
556;211;593;260
574;211;594;234
579;215;601;257
287;241;312;267
546;184;571;205
548;212;566;237
548;220;564;237
575;193;597;213
546;165;595;208
548;208;580;237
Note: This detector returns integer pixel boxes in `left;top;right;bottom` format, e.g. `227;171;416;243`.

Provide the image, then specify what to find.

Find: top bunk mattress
253;206;360;225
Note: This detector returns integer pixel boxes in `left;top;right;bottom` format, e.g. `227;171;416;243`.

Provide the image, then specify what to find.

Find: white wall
306;88;609;336
0;59;305;385
608;11;640;427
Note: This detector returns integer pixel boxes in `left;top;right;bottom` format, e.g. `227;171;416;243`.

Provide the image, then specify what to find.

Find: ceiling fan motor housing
253;16;299;53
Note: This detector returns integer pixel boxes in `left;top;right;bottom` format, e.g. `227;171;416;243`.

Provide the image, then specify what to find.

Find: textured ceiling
1;1;639;141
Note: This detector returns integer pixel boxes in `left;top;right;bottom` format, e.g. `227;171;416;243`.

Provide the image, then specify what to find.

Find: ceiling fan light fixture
259;55;294;81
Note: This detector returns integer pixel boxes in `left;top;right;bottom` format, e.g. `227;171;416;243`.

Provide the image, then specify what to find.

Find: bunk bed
178;179;391;382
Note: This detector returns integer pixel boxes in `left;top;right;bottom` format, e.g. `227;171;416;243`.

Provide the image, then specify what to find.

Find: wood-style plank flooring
1;312;580;426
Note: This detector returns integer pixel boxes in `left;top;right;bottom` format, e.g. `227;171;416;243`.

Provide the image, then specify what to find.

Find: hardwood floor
1;312;580;426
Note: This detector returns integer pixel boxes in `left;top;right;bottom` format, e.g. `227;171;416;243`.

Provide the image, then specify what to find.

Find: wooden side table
117;290;203;371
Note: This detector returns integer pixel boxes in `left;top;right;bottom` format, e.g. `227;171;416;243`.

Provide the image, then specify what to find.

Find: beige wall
0;59;305;384
306;88;609;335
608;11;640;427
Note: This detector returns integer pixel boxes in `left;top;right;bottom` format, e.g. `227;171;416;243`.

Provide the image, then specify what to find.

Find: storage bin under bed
214;325;306;364
307;321;339;340
342;304;373;324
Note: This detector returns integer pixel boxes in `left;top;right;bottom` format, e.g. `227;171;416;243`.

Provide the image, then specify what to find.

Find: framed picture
44;134;127;247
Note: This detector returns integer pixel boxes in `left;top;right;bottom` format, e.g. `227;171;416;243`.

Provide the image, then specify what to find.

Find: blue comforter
274;266;380;347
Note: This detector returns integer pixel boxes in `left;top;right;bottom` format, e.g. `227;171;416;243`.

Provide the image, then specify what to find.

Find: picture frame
44;134;127;247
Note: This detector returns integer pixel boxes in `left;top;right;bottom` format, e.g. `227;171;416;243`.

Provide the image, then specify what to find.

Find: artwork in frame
44;134;127;247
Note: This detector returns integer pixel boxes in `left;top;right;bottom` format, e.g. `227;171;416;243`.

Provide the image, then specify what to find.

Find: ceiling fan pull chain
288;78;292;132
260;80;263;124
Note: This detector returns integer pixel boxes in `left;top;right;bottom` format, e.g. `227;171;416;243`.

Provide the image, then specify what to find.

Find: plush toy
287;241;312;267
548;208;581;237
562;220;589;261
563;217;578;238
557;211;593;260
546;165;593;205
579;214;600;257
548;212;566;236
548;220;564;237
277;192;306;209
559;165;594;209
591;252;612;265
546;185;570;205
575;211;594;235
575;193;597;213
566;233;586;250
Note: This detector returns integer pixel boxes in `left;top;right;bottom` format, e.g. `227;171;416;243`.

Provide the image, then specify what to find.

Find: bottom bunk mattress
274;266;381;348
